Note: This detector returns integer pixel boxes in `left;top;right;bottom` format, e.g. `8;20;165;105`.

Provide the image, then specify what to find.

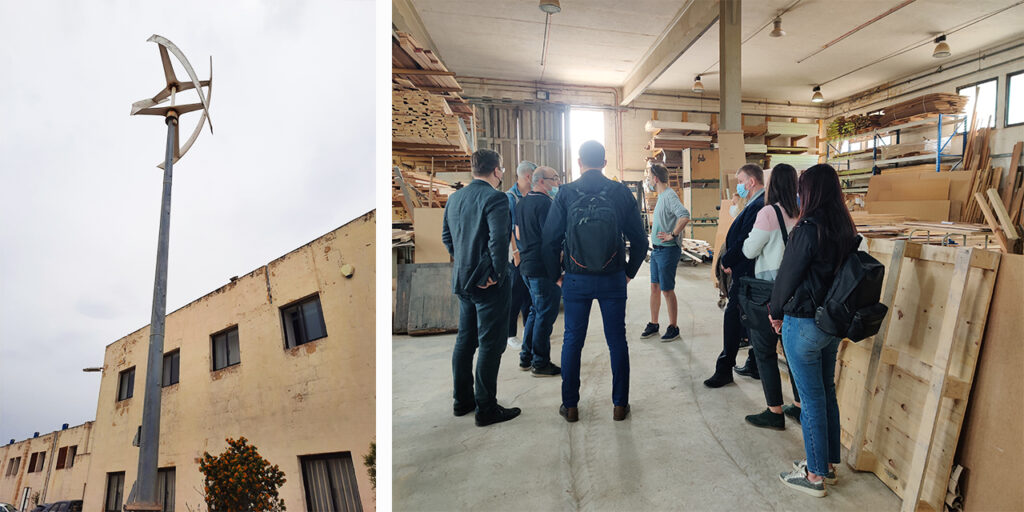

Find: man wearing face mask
704;163;765;388
442;148;521;426
514;166;563;377
640;164;690;342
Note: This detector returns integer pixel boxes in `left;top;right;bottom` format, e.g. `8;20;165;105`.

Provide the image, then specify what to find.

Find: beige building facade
0;422;93;510
3;210;375;512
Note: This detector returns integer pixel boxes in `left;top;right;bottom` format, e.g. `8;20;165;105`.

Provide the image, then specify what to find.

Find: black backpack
814;236;888;342
564;184;621;274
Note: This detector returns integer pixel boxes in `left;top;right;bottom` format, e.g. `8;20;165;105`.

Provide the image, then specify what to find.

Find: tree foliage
363;442;375;490
199;437;286;512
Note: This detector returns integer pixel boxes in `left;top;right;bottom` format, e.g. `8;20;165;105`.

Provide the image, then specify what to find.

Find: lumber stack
1005;141;1024;227
392;31;473;118
875;93;968;126
878;140;937;160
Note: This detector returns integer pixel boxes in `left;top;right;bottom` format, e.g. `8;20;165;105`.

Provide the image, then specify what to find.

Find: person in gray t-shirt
640;164;690;342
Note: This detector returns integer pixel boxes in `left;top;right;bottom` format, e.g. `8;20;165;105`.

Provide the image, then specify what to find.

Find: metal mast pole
130;113;177;511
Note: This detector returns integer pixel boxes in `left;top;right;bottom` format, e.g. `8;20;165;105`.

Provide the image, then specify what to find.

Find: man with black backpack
542;140;648;422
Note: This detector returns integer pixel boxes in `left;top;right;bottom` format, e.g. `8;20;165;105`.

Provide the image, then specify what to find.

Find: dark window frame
210;326;241;371
157;466;175;512
105;471;125;512
27;451;45;473
299;451;362;512
5;456;21;477
162;349;180;387
117;367;135;401
280;294;328;349
1007;69;1024;128
957;77;998;128
55;445;76;470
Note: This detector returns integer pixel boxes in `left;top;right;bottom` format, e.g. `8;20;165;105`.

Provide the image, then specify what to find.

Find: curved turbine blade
147;35;213;133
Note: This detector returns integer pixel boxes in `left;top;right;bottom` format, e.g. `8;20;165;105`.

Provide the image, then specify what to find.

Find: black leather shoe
613;404;630;421
475;404;521;426
453;404;475;417
734;364;761;380
783;404;802;424
703;373;734;388
745;408;785;430
559;404;578;423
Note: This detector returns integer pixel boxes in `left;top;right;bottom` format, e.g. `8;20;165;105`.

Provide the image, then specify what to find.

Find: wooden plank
900;248;973;512
1003;141;1023;207
392;68;456;76
985;188;1020;240
848;239;907;468
393;263;415;334
975;192;1011;253
413;207;450;263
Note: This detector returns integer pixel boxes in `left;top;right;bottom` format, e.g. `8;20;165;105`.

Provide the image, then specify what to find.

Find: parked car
0;502;18;512
29;502;81;512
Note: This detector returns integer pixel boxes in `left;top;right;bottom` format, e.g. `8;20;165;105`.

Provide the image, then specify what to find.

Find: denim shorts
649;245;682;291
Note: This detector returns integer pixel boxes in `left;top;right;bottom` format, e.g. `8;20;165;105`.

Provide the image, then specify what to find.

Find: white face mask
729;205;740;217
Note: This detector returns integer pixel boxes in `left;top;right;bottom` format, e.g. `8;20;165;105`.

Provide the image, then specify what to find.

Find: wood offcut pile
392;167;457;221
644;119;714;152
392;31;474;177
827;93;968;139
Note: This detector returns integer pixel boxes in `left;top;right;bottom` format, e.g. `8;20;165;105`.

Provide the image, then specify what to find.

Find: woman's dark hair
798;164;857;264
766;163;799;218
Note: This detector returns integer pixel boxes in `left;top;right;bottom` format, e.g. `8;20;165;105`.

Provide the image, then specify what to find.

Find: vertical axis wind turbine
126;34;212;512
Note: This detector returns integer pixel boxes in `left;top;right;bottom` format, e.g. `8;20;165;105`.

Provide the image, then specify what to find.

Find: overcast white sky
0;1;376;443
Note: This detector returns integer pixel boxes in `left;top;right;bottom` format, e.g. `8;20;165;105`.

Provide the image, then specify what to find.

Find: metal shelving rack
826;113;967;193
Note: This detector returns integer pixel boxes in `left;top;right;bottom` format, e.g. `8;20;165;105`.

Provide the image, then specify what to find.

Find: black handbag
736;205;788;336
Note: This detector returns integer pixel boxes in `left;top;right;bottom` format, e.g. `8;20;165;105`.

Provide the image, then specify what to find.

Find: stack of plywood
392;31;473;118
876;93;968;126
865;170;975;221
645;120;713;151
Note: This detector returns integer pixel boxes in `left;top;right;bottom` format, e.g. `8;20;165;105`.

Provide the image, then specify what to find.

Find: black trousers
507;263;532;337
453;277;511;412
715;282;755;376
748;326;801;407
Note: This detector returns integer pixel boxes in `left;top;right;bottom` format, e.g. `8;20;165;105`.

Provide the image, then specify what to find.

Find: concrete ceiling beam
619;0;720;106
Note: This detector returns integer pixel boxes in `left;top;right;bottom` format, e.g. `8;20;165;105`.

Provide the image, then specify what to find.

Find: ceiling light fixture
811;85;824;103
932;35;951;58
539;0;561;14
692;76;705;93
770;17;786;37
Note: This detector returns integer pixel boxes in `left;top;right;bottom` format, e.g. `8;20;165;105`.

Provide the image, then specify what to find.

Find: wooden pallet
838;239;1000;512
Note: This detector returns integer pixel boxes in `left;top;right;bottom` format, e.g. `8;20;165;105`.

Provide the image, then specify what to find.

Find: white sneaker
507;336;521;348
779;466;826;497
792;460;838;485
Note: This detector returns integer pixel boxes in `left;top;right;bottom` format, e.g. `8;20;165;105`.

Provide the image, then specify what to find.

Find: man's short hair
531;166;558;187
579;140;606;169
650;164;669;184
517;160;537;178
472;149;502;177
737;163;764;184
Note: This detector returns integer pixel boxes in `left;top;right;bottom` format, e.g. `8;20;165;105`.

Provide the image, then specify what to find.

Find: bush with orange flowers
199;437;286;512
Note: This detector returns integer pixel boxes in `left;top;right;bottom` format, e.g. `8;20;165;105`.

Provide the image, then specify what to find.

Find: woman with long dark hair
769;164;858;497
738;164;802;430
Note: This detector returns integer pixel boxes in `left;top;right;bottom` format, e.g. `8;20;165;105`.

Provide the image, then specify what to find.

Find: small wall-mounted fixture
539;0;560;14
770;17;786;38
811;86;824;103
341;264;355;278
536;90;550;101
933;35;951;59
692;76;705;93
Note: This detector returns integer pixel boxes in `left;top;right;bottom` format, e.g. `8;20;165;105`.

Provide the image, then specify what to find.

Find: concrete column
719;0;741;131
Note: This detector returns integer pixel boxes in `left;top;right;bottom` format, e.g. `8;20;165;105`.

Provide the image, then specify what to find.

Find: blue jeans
561;271;629;407
782;315;841;477
649;245;682;291
521;276;562;367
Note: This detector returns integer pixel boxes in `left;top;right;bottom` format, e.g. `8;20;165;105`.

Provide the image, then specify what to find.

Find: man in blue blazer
442;148;522;426
705;164;765;388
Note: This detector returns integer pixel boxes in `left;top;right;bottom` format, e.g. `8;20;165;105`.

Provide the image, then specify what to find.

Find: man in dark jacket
704;164;765;388
542;140;648;422
442;148;521;427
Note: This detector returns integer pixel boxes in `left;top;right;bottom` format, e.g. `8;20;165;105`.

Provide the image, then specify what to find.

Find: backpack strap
772;204;789;245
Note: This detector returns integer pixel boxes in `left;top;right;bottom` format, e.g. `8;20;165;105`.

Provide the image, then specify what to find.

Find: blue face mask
549;186;559;198
796;194;801;208
737;182;749;199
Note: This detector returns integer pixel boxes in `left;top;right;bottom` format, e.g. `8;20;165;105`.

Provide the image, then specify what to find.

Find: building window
958;78;997;128
157;467;175;512
282;295;328;348
105;472;125;512
211;327;241;371
1008;70;1024;127
162;350;180;387
26;452;45;473
300;452;362;512
117;367;135;401
4;456;20;477
55;445;77;470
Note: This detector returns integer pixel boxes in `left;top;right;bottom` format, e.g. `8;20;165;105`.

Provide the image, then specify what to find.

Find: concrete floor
393;263;900;511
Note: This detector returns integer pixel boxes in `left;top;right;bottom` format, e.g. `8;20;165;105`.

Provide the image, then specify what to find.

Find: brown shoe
613;404;630;421
559;405;578;423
